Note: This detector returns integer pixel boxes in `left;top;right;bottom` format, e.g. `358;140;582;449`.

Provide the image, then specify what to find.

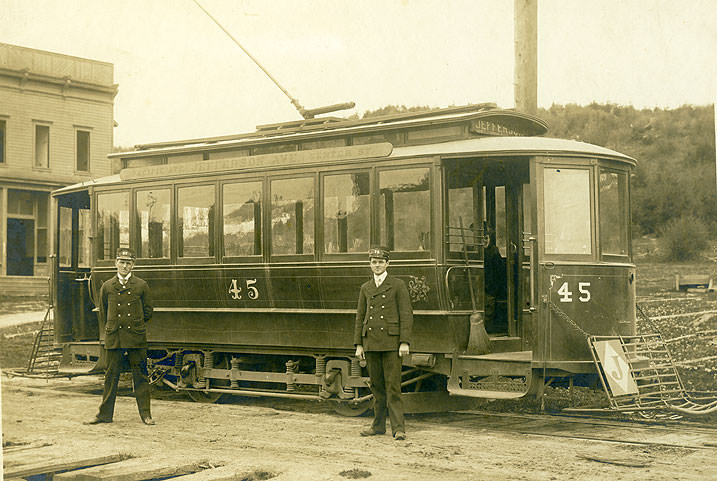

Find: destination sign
471;119;524;136
120;142;393;181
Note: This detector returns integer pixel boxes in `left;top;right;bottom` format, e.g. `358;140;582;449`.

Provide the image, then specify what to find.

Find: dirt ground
2;374;716;481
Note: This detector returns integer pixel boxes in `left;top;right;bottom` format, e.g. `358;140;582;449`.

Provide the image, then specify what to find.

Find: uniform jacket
354;275;413;351
99;275;153;349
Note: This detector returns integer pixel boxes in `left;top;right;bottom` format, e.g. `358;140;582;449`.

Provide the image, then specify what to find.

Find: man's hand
355;345;365;360
398;342;410;357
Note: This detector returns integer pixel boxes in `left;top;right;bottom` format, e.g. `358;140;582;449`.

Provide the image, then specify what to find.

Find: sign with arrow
593;339;639;396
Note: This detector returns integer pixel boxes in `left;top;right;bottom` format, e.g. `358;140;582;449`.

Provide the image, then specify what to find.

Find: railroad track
417;410;717;450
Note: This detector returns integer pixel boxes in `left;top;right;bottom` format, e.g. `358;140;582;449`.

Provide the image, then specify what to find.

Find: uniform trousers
97;348;151;421
365;350;405;434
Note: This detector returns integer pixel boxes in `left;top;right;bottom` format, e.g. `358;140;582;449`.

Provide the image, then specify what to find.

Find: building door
7;218;34;276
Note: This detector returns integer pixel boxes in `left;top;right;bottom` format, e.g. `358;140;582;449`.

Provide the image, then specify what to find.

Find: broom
459;217;491;355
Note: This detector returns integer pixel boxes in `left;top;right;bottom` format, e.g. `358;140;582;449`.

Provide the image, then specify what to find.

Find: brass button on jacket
354;275;413;352
100;275;154;350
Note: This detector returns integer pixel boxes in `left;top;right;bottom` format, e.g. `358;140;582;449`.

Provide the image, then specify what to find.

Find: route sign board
593;339;639;396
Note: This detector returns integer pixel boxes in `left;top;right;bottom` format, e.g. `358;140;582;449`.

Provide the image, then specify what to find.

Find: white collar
374;271;388;286
118;273;132;284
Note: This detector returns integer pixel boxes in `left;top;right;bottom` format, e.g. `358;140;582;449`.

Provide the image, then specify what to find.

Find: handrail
524;233;537;312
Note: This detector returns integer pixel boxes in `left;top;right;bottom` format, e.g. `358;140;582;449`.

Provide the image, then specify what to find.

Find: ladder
26;306;62;376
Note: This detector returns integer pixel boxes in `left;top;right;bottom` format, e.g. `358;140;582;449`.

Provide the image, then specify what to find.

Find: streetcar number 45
557;281;591;303
229;278;259;300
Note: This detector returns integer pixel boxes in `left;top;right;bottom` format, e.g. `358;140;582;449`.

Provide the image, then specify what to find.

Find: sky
1;0;715;147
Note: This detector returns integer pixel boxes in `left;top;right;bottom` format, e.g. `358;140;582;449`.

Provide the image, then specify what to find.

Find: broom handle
458;217;477;311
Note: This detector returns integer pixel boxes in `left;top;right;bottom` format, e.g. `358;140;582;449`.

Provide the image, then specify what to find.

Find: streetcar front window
96;192;129;261
323;172;370;254
379;167;430;252
543;168;592;255
78;209;91;267
59;206;72;268
599;170;629;256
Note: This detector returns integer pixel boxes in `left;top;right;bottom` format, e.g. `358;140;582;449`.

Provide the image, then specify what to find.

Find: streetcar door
483;161;530;337
54;190;95;342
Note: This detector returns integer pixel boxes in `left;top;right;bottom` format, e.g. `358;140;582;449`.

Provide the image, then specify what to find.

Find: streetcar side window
599;170;629;256
223;180;263;257
96;192;130;261
136;188;171;259
177;184;216;258
379;167;431;252
271;177;315;255
445;166;483;258
543;168;592;255
323;171;370;254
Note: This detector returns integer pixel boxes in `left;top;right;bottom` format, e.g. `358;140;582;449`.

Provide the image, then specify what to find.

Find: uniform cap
368;247;390;260
116;247;136;261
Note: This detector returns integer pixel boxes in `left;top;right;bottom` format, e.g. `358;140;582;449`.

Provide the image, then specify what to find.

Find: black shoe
360;427;385;436
394;431;406;441
84;416;112;425
142;416;155;425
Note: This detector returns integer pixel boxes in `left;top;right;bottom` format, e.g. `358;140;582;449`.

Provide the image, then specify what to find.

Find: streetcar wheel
332;398;373;417
184;353;230;403
186;389;224;403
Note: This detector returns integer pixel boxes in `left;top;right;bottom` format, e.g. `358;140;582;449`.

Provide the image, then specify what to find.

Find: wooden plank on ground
4;454;128;479
53;457;205;481
169;464;254;480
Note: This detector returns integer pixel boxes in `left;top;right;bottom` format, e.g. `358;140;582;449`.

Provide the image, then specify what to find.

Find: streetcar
52;103;636;414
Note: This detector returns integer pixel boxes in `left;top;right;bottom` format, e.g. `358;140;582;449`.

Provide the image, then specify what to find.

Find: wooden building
0;43;117;296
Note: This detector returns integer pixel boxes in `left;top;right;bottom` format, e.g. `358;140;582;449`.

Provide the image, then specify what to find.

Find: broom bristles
468;312;491;355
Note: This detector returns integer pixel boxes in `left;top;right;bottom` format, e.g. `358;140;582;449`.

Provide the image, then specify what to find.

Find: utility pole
514;0;538;115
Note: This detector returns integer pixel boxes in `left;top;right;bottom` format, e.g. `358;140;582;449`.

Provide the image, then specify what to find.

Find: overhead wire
190;0;306;117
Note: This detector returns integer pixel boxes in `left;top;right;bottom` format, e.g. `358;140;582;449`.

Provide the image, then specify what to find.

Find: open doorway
7;218;35;276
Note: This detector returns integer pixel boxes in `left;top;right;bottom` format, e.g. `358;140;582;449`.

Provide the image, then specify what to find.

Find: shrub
658;215;709;261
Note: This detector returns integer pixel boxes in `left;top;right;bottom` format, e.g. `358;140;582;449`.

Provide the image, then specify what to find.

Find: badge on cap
116;248;136;260
368;246;389;260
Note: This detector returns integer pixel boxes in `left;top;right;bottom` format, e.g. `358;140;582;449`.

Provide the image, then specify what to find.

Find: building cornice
0;66;118;97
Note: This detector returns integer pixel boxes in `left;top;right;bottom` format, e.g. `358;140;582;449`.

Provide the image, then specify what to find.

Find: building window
36;194;48;263
271;177;314;255
178;184;215;258
223;180;262;257
323;172;370;253
0;119;6;164
76;130;90;172
34;124;50;168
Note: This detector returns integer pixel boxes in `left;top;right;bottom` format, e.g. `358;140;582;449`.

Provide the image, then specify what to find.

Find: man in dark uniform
86;247;155;425
354;247;413;440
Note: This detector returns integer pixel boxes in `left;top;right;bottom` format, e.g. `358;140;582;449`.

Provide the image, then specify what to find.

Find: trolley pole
514;0;538;115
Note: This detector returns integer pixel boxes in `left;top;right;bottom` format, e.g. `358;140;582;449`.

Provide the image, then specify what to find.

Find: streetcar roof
391;136;636;164
108;105;548;159
54;136;634;196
